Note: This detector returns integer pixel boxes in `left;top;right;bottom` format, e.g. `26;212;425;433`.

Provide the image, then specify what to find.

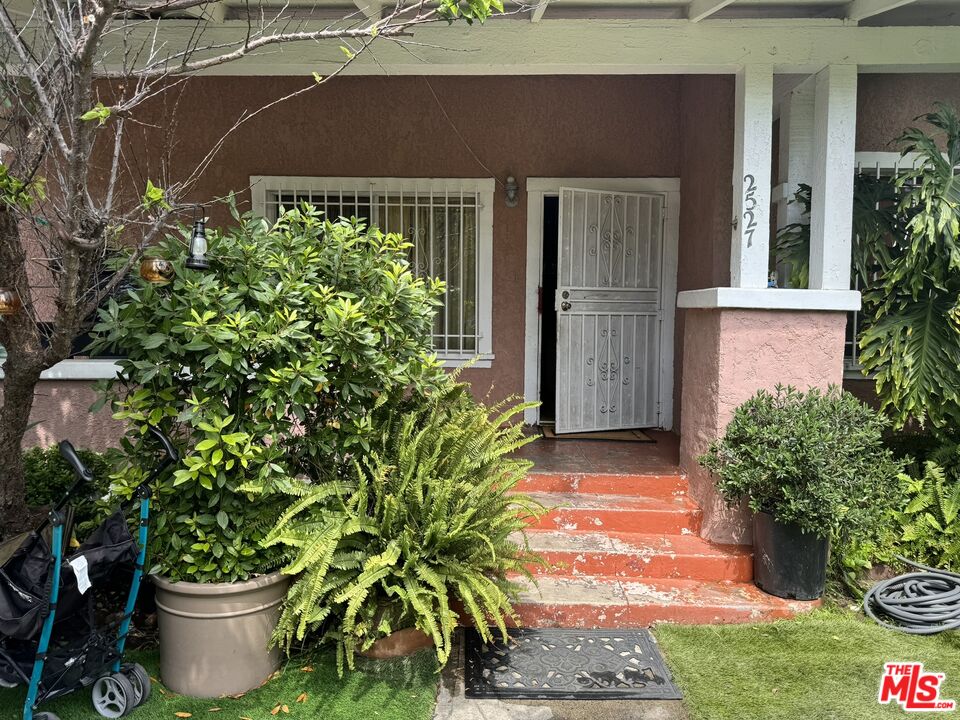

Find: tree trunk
0;358;43;537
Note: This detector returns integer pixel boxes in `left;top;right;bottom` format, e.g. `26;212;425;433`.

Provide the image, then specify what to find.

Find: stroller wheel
34;713;61;720
91;672;136;718
120;663;152;707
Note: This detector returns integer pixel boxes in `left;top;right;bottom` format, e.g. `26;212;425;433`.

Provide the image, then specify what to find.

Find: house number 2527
742;174;758;247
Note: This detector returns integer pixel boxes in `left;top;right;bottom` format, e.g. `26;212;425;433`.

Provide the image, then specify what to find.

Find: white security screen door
555;188;663;433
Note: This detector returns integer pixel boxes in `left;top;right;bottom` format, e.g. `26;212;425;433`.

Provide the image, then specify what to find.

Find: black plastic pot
752;511;828;600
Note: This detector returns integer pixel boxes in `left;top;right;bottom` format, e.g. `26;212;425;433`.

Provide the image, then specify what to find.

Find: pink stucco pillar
678;308;847;544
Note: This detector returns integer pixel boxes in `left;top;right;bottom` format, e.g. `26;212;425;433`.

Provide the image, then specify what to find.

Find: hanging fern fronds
265;379;545;673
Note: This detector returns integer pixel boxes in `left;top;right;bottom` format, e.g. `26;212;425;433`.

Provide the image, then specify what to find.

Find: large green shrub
88;203;446;583
699;385;904;539
261;380;543;673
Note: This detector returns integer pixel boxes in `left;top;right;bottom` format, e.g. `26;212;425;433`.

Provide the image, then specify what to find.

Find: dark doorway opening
539;195;559;422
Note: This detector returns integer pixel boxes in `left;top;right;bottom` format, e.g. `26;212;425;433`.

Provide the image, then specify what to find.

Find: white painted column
730;65;774;289
809;64;858;290
776;77;815;230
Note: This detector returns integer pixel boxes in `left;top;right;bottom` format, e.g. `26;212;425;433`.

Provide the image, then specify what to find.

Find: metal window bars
265;183;480;355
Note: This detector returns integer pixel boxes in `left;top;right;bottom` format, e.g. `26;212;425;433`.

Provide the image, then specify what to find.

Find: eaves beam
530;0;550;23
845;0;920;21
183;1;225;22
353;0;383;24
687;0;738;22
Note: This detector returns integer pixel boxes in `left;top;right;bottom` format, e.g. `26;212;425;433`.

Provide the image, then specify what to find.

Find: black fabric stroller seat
0;510;136;644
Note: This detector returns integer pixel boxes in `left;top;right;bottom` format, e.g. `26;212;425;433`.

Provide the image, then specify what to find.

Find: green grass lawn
655;609;960;720
0;647;439;720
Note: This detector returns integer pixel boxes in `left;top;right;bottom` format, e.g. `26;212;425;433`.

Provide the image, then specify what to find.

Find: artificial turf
0;647;440;720
654;608;960;720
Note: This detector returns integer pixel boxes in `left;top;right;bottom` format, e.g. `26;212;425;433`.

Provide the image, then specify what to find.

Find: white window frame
250;176;495;369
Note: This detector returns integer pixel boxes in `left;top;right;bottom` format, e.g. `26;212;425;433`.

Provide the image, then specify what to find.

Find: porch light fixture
0;287;21;316
504;176;519;208
185;206;210;271
139;256;175;284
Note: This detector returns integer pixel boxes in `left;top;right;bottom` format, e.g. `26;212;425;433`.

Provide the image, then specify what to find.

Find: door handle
561;301;572;311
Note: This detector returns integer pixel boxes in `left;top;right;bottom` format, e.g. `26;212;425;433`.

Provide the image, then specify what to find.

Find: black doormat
464;628;683;701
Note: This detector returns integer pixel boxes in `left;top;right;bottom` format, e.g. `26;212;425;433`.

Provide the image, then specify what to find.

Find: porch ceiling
178;0;958;24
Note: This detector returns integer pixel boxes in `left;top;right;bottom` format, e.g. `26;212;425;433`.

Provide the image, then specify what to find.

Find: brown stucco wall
857;74;960;151
10;75;689;448
13;72;960;451
679;309;847;543
145;75;684;407
673;76;736;428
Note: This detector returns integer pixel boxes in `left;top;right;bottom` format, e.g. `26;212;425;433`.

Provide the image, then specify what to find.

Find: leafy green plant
261;380;544;673
859;105;960;430
699;385;904;539
772;103;960;430
893;444;960;571
88;202;446;583
23;445;112;529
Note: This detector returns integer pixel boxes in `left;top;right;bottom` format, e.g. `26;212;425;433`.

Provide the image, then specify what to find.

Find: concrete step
511;576;818;628
519;471;687;500
526;492;702;535
520;530;753;582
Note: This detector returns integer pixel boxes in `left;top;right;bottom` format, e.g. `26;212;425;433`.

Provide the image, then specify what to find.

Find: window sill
843;363;875;381
0;359;122;381
438;354;494;370
0;356;495;380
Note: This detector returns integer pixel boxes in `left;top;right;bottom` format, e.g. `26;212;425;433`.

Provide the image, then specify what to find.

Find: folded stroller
0;426;177;720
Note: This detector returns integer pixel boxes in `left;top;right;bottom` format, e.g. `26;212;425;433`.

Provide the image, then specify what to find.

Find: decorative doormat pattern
464;628;683;700
540;426;655;443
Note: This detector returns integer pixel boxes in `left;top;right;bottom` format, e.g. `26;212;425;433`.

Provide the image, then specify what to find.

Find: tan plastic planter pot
153;571;290;697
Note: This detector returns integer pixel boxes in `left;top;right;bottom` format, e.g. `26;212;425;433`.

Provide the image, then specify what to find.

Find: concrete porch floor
513;431;681;475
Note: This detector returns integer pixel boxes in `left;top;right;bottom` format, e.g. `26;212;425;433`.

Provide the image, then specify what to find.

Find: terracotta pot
359;627;434;659
153;571;290;697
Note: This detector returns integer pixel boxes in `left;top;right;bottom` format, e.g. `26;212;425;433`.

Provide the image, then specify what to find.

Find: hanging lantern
185;209;209;270
139;256;175;284
0;287;21;316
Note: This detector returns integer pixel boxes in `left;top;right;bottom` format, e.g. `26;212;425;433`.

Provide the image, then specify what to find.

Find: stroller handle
147;425;179;463
58;440;94;483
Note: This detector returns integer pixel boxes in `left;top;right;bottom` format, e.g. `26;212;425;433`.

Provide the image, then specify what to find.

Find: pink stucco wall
679;308;847;543
0;381;124;450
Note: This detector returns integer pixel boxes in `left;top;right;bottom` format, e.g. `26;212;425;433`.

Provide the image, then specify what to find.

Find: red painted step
520;530;753;582
510;576;818;628
526;492;702;535
519;471;687;501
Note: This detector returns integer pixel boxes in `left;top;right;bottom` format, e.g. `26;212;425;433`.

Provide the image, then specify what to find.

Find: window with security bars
251;177;494;363
845;153;917;375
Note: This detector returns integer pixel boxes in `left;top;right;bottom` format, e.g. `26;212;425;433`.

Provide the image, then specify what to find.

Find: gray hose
863;557;960;635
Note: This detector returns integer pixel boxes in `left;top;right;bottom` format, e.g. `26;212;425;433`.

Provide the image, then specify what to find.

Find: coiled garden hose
863;557;960;635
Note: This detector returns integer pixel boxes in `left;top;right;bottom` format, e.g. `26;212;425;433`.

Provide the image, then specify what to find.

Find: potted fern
90;203;446;696
699;385;903;600
264;380;544;672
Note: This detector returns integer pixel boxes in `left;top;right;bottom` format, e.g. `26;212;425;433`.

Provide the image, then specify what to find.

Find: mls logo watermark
879;663;956;712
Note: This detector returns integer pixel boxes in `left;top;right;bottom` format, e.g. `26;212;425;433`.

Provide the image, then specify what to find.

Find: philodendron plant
89;201;447;583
